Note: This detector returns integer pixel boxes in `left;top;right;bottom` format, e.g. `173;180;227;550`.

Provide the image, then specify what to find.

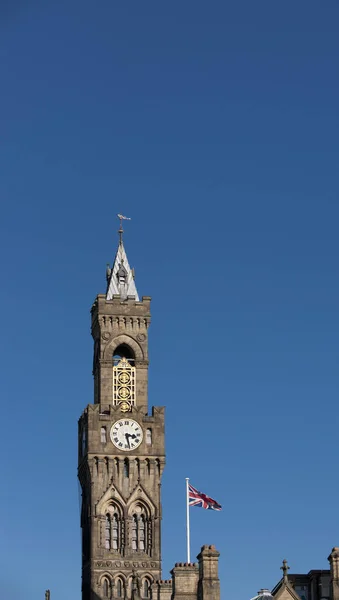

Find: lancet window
116;578;124;598
131;505;150;552
104;506;123;552
102;577;112;598
143;578;152;599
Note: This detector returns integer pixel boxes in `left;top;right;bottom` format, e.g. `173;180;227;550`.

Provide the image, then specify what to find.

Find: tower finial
117;213;131;245
281;559;290;582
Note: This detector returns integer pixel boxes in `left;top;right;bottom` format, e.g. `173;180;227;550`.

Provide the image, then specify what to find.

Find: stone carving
96;561;112;567
137;333;146;342
102;332;111;341
95;559;158;569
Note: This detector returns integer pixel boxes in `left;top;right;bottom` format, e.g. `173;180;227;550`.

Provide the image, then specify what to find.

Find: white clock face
110;419;143;451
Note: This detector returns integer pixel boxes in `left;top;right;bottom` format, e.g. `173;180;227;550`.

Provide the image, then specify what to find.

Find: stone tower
78;223;165;600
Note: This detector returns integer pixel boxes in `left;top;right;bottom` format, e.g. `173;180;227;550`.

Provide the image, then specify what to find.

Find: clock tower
78;224;165;600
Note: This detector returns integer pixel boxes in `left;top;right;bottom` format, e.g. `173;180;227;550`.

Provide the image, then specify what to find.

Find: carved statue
131;571;141;599
45;591;50;600
106;263;112;282
117;260;127;282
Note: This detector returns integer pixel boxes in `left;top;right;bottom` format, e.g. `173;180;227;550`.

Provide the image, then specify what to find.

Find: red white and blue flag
188;483;222;511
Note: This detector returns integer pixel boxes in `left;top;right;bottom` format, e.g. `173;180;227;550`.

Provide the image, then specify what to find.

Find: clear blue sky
0;1;338;599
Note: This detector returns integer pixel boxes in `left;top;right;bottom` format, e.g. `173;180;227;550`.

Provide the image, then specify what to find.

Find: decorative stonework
95;560;157;569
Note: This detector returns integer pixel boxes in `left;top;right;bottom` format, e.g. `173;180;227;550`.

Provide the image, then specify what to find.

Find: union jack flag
188;483;222;511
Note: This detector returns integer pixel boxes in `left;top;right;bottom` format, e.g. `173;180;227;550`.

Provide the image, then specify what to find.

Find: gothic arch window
113;344;135;365
113;345;136;407
130;504;151;553
112;513;118;550
124;458;129;478
103;504;123;552
105;514;111;550
145;458;150;476
143;578;152;599
139;515;145;550
132;514;138;550
155;458;161;476
114;457;119;476
102;577;112;598
146;428;152;445
116;577;124;598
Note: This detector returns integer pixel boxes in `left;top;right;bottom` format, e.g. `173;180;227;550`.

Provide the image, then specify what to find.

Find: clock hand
125;433;131;448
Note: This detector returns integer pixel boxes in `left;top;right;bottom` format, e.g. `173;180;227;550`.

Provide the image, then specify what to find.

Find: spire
106;215;139;301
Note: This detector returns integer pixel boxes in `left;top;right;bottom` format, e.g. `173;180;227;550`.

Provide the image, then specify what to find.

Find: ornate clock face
110;419;143;451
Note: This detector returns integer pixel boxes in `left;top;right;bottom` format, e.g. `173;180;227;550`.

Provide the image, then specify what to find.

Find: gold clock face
110;419;143;451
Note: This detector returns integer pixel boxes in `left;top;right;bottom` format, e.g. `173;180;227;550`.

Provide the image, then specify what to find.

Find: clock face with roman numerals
110;419;143;451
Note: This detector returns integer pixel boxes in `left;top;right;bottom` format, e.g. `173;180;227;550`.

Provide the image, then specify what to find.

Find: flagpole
186;477;190;563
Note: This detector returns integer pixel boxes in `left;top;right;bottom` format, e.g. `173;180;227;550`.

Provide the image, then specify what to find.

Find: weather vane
117;213;131;244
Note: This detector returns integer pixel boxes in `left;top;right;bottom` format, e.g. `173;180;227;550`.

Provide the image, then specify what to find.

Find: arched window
112;514;118;550
146;429;152;445
104;508;122;552
131;505;150;553
101;427;107;443
145;458;150;476
155;458;161;476
116;578;124;598
124;458;129;478
113;344;136;407
105;514;111;550
139;515;145;551
103;577;112;598
114;457;119;476
143;578;152;599
132;514;138;550
113;344;135;365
